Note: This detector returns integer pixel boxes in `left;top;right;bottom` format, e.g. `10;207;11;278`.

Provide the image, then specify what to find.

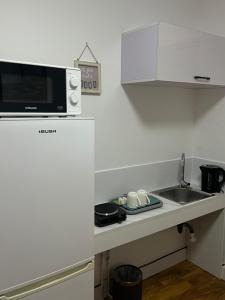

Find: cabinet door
121;25;158;83
196;33;225;86
157;23;201;84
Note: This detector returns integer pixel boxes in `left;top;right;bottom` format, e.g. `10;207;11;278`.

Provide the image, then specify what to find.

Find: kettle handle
218;167;225;188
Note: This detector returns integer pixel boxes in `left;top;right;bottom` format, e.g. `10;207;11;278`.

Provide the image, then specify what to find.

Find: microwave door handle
0;261;94;300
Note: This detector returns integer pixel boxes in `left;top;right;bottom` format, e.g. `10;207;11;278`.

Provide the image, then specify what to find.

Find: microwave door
0;61;67;113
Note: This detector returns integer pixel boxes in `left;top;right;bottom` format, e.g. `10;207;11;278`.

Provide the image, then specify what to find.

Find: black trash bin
112;265;142;300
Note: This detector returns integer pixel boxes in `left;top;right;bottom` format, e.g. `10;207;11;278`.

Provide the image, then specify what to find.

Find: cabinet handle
194;76;211;81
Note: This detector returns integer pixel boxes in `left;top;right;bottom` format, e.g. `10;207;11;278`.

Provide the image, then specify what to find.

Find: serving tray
111;195;163;215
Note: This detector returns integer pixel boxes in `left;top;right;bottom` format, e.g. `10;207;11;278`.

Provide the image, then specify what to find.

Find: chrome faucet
180;153;190;188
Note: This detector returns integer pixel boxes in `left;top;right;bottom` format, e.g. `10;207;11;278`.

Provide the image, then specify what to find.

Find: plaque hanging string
77;42;98;63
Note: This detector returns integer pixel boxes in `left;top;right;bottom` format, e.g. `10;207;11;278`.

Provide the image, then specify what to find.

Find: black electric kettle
200;164;225;193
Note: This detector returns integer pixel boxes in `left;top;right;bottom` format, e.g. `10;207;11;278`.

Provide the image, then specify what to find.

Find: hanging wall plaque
75;43;101;95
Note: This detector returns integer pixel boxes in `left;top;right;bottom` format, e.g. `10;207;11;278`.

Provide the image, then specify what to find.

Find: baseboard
221;266;225;280
140;248;187;279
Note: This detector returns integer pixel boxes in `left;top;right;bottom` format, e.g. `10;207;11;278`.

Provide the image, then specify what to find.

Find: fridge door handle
0;260;94;300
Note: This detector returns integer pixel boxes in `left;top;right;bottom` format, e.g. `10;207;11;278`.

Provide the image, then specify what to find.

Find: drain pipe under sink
177;222;197;243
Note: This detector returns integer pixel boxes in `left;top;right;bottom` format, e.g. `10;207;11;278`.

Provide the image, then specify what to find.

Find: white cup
137;189;150;206
118;197;127;205
127;192;141;209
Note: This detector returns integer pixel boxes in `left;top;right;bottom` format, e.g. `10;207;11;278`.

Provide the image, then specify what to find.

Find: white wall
0;0;203;170
194;89;225;161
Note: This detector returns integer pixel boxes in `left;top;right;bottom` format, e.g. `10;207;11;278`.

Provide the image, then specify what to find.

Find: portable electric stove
95;202;126;227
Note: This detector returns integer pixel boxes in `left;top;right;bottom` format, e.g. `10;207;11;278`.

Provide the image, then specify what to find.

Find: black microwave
0;60;81;116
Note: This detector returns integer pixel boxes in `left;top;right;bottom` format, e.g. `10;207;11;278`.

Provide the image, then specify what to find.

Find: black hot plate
95;203;126;227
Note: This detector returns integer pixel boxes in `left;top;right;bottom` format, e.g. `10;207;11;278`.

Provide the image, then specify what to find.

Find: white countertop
94;193;225;254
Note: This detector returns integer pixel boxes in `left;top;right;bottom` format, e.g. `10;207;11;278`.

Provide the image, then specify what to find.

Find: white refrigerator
0;118;94;300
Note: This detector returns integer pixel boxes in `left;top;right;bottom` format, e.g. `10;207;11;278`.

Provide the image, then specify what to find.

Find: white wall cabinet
121;23;225;88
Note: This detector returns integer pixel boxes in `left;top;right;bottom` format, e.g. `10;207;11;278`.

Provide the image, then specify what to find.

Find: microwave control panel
66;68;81;115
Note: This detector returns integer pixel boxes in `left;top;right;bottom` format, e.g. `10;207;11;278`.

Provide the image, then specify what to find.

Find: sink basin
152;186;214;205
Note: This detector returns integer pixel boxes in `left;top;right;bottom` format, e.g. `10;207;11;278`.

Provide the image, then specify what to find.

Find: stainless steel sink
152;186;214;205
